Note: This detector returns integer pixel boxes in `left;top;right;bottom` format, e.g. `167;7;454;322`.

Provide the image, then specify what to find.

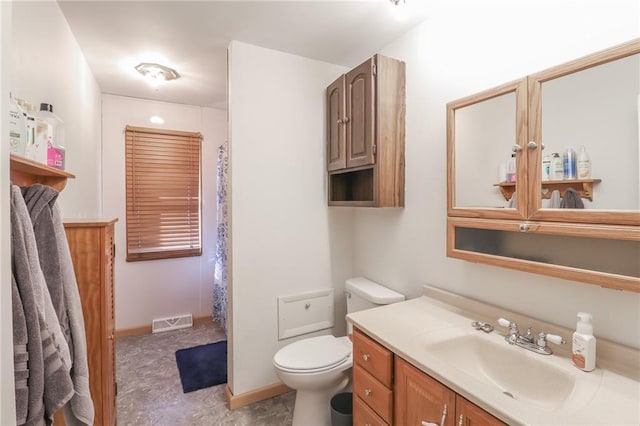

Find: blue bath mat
175;340;227;393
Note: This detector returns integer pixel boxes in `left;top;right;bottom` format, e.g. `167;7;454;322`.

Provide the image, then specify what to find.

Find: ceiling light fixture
135;62;180;87
388;0;409;21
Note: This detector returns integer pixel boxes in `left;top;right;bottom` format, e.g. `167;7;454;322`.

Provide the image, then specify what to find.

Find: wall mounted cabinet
327;54;405;207
447;38;640;292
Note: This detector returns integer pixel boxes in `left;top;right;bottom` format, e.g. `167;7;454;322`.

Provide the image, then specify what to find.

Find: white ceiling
58;0;430;109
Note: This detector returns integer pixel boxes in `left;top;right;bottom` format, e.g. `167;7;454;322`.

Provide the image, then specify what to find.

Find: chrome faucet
497;318;565;355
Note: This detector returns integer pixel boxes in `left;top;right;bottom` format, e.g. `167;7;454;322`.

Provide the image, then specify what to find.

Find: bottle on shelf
506;153;516;182
36;103;65;168
563;147;577;180
550;153;563;180
542;154;551;181
577;145;591;179
9;92;27;156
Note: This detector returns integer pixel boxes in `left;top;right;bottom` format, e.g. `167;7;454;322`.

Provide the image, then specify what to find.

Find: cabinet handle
439;403;448;426
363;354;370;362
527;141;538;150
511;144;522;153
458;413;464;426
364;388;372;396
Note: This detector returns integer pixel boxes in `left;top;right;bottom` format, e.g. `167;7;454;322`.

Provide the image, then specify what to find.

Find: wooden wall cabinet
64;219;118;426
352;328;505;426
327;54;405;207
446;39;640;292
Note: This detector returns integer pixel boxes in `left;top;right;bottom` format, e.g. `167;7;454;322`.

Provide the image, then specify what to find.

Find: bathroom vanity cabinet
64;219;118;426
395;357;505;426
446;38;640;292
327;54;405;207
353;327;503;426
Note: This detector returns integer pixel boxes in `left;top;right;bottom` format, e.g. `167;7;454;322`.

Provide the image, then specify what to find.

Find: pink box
47;145;65;170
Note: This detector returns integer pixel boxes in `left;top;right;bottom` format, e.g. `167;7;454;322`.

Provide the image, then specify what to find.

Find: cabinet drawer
354;395;389;426
354;365;393;424
353;329;393;387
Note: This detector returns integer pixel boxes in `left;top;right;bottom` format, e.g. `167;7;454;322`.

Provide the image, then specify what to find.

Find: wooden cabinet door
345;57;375;169
455;395;506;426
327;75;346;171
103;225;116;426
394;357;456;426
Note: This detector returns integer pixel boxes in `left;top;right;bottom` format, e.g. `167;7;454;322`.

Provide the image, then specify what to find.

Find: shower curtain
213;141;229;332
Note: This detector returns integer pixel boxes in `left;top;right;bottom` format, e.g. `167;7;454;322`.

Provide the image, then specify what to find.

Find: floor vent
152;314;193;333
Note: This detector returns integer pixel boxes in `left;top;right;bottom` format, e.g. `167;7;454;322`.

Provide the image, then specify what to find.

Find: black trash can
330;392;353;426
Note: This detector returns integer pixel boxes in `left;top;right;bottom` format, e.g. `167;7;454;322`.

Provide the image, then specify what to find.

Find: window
125;125;202;261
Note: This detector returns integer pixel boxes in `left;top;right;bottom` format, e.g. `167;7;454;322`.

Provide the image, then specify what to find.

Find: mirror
538;53;640;211
454;91;517;208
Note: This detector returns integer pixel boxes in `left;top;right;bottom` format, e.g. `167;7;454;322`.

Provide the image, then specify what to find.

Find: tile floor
116;321;295;425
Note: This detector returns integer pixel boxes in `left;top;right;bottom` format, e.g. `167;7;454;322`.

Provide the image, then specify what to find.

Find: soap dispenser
572;312;596;372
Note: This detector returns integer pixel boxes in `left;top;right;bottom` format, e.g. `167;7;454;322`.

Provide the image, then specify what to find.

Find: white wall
228;41;352;395
101;95;226;329
0;2;15;424
9;0;102;217
352;0;640;348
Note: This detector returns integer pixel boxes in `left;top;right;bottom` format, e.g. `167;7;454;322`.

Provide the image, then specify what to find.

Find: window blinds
125;125;202;261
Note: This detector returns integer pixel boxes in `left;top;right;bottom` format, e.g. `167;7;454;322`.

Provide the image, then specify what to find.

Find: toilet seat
274;335;351;373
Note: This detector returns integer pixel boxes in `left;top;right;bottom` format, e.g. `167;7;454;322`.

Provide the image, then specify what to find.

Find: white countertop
346;286;640;425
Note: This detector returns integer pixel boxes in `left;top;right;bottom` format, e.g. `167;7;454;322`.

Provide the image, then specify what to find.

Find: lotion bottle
572;312;596;372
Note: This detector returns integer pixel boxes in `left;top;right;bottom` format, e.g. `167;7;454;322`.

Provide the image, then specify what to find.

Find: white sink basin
423;331;601;412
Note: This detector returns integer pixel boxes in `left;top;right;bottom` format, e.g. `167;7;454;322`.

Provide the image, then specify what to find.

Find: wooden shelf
494;179;602;202
10;153;75;191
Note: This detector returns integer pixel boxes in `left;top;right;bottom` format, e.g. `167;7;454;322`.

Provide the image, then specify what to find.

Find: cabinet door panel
346;58;375;168
327;75;346;171
456;395;506;426
395;357;456;426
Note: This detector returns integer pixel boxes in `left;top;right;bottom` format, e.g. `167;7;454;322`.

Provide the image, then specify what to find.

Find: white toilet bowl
273;335;352;426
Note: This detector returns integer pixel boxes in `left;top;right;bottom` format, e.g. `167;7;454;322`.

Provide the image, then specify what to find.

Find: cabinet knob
512;144;522;152
363;354;370;362
364;388;372;396
519;223;530;232
108;335;114;341
458;414;464;426
343;117;350;123
527;141;538;150
337;119;343;124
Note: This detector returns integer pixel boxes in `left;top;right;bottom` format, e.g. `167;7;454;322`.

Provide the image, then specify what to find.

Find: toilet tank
345;277;405;314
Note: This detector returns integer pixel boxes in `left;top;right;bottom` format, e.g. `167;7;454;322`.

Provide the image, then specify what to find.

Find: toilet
273;277;405;426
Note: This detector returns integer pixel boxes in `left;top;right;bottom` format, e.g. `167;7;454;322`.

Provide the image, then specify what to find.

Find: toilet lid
274;335;351;372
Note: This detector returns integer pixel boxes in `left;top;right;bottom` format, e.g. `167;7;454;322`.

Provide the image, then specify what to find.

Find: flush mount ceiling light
135;62;180;86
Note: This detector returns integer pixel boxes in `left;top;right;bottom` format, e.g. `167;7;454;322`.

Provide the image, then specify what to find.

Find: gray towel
12;185;72;371
52;205;95;426
561;188;585;209
12;187;74;425
11;191;46;426
21;185;73;358
12;273;29;425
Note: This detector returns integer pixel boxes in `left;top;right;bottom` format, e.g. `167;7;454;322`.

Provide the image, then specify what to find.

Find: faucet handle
497;318;514;328
537;332;565;347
